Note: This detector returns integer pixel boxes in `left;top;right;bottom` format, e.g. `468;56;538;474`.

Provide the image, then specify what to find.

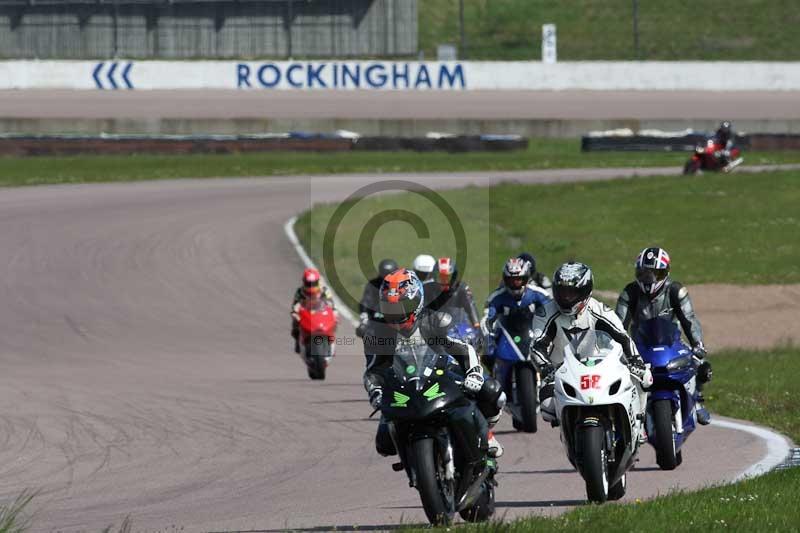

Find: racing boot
695;392;711;425
487;430;503;458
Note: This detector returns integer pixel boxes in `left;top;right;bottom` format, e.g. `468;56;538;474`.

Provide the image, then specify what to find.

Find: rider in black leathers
356;258;398;340
363;269;506;458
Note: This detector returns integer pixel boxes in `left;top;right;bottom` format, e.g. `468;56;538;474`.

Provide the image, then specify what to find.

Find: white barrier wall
2;60;800;91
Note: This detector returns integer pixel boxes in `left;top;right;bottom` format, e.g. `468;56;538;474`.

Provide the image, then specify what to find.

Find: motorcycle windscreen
559;329;621;364
391;343;443;392
635;317;679;347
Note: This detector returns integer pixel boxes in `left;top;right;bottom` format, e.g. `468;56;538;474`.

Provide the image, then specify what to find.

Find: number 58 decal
580;375;601;390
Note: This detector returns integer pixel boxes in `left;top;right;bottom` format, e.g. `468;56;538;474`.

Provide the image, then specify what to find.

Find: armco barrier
0;133;527;157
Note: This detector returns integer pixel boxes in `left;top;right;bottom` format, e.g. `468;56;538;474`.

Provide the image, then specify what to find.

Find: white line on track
711;417;793;480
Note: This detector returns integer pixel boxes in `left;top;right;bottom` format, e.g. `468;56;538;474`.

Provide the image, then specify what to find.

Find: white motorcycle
551;330;650;503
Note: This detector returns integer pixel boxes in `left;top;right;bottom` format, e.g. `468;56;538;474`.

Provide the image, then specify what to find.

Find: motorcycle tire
413;437;455;526
578;425;609;503
307;337;329;380
607;473;626;501
515;365;538;433
459;481;495;522
683;160;699;175
653;399;678;470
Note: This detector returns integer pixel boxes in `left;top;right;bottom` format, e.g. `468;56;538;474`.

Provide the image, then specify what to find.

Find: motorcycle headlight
666;355;693;371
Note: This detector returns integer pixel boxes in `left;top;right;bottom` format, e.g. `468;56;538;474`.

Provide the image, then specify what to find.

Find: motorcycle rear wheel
459;481;495;522
579;425;609;503
413;437;455;526
653;399;678;470
607;473;626;501
515;365;538;433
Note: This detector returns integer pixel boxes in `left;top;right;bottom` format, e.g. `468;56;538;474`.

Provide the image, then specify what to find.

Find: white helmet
412;254;436;282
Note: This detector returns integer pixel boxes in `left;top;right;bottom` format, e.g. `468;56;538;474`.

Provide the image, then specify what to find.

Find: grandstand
0;0;417;59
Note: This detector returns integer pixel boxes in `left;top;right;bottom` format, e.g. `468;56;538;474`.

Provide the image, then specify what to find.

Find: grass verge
419;0;800;61
1;140;799;186
295;170;800;309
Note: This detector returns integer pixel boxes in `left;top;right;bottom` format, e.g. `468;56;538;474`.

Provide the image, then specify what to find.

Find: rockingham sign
236;62;466;90
2;60;800;91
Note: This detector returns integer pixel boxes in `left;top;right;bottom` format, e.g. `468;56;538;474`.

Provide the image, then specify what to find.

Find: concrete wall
3;60;800;90
0;0;417;59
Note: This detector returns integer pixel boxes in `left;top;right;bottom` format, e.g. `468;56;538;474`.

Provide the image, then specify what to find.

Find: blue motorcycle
636;318;698;470
491;314;539;433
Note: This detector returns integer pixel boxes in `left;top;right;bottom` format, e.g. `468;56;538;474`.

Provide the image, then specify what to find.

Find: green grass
1;141;799;187
711;346;800;443
295;170;800;311
420;0;800;61
417;467;800;532
408;346;800;532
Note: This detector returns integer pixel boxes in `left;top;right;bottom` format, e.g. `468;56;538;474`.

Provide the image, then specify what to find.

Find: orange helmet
379;269;424;331
302;267;321;297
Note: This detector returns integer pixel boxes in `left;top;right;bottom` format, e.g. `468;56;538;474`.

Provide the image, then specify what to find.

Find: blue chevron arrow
121;62;134;89
106;62;119;90
92;62;104;89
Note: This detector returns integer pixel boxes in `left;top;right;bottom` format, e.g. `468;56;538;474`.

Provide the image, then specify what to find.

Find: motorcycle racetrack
0;169;793;531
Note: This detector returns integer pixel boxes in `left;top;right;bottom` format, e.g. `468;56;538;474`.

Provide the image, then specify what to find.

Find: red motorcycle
683;138;743;175
295;297;337;380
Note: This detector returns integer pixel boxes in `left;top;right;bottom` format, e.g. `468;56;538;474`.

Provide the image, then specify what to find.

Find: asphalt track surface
0;168;785;532
2;90;800;120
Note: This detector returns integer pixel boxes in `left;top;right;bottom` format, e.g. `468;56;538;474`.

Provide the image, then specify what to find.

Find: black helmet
553;261;593;316
517;252;537;274
377;258;398;279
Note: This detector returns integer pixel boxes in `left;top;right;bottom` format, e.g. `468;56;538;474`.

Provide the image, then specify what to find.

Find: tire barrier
0;132;528;157
581;130;750;152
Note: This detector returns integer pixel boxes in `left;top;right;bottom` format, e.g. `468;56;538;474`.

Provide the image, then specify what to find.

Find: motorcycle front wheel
413;437;455;525
578;425;609;503
653;399;678;470
515;365;538;433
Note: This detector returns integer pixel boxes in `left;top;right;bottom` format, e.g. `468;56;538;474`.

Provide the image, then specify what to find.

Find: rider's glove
629;359;653;388
463;366;485;394
369;388;383;410
538;362;555;384
692;342;707;359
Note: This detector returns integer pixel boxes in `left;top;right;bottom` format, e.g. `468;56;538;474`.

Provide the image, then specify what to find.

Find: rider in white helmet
531;262;651;425
412;254;436;285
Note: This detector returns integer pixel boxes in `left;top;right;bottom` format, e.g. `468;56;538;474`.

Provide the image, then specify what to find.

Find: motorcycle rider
713;120;736;166
615;247;712;425
364;268;506;458
424;257;485;351
291;267;336;354
531;261;651;425
482;257;552;370
356;258;398;339
412;254;436;285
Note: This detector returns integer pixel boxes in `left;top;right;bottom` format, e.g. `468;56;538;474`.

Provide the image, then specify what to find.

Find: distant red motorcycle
295;297;337;380
683;138;743;175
